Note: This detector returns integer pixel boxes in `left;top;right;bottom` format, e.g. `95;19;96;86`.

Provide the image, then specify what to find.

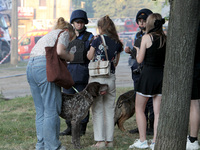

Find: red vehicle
18;29;50;60
124;19;139;32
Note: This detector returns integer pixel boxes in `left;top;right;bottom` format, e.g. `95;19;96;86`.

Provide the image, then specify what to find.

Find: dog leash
72;86;79;93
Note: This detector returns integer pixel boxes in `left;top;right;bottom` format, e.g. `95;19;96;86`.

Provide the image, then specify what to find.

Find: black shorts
191;67;200;100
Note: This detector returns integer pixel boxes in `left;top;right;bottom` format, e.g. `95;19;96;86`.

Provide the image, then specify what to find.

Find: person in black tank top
124;8;154;135
186;24;200;150
128;13;166;149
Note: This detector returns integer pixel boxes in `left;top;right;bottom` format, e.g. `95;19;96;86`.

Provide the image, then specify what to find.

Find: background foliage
72;0;168;19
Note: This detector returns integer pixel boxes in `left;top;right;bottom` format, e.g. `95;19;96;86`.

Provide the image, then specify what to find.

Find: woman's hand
125;47;131;54
133;46;139;52
69;46;76;54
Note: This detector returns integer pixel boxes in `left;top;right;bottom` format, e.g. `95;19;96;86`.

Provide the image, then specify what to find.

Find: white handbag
88;35;111;77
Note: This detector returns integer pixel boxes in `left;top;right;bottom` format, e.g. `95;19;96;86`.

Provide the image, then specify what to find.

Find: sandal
106;142;113;148
91;142;106;148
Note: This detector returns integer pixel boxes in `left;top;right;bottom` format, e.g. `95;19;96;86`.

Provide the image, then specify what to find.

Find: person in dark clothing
125;8;154;135
59;9;94;136
129;13;166;149
186;23;200;150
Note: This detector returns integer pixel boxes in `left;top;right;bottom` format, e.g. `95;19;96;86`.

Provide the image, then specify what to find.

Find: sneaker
150;142;155;150
186;136;200;150
91;142;106;149
129;139;149;149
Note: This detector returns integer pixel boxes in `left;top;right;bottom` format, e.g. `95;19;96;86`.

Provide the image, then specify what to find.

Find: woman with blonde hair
87;15;123;148
26;17;76;150
129;13;166;150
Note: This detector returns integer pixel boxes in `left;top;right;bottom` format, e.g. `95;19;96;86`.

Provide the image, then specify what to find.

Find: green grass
0;87;154;150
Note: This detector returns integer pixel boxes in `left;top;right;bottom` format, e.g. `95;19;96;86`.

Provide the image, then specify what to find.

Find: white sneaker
186;137;200;150
129;139;149;149
150;142;155;150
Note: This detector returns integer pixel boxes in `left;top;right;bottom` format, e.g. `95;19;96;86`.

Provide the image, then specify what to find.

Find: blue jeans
26;56;62;150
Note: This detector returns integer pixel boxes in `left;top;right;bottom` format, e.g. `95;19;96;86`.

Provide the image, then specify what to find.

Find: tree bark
155;0;200;150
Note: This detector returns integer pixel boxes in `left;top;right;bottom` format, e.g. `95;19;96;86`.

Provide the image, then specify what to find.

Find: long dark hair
146;13;166;48
97;15;123;46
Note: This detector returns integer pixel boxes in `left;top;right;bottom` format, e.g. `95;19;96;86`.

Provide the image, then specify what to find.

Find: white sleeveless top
30;29;70;57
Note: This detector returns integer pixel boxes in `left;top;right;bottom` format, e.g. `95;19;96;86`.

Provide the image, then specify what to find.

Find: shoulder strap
55;30;64;45
149;34;153;42
100;35;108;61
82;32;92;42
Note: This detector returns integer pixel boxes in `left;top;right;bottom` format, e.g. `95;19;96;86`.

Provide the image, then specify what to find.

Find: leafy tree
92;0;154;18
71;0;94;18
155;0;200;149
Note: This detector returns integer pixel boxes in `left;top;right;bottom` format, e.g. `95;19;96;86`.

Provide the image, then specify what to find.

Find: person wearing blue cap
59;9;94;137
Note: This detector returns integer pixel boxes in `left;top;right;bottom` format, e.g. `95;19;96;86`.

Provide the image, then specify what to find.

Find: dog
114;89;135;131
59;82;108;149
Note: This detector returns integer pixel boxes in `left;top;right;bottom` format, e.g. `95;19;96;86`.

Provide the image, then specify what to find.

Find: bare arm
57;43;74;61
114;53;120;67
87;46;95;60
135;34;151;63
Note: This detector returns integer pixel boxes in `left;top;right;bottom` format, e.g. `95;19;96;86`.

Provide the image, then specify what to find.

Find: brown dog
59;82;108;149
114;89;135;131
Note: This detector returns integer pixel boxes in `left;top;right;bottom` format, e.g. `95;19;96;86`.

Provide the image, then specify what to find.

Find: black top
144;35;166;67
91;35;123;74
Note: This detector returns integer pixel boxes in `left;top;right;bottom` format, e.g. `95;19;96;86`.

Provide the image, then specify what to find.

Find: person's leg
186;99;200;150
28;56;62;149
146;97;154;135
129;93;149;149
27;58;45;150
103;75;116;144
152;95;162;143
129;63;141;134
135;94;149;141
42;82;62;149
189;99;200;139
91;94;105;145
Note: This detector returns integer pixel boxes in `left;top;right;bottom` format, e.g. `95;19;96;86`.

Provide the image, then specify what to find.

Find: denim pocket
32;59;47;85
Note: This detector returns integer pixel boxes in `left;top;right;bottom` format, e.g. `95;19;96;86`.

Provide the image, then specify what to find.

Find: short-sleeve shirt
91;35;122;74
30;29;70;57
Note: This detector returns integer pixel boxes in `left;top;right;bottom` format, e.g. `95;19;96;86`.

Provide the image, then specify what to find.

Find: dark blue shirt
91;35;122;74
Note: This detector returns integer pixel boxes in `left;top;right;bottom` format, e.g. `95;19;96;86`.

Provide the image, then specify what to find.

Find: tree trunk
155;0;200;150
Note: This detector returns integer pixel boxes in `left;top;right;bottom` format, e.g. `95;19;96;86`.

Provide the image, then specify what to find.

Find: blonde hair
146;13;166;48
54;17;76;41
97;15;123;46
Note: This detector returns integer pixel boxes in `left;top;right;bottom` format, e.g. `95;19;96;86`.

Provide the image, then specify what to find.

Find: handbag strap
55;30;65;46
100;35;109;61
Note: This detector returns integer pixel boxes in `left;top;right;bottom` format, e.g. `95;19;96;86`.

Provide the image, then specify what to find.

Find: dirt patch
0;53;133;99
